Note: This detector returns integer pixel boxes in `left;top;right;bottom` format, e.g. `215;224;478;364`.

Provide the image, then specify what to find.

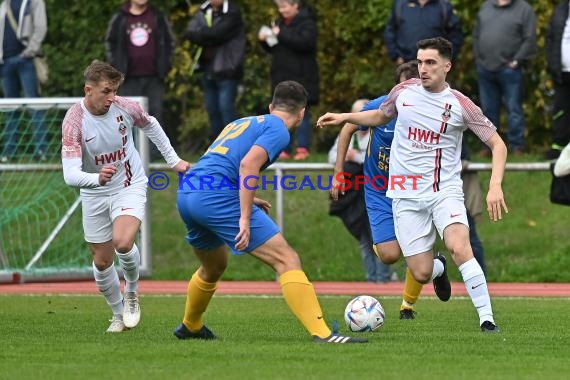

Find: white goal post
0;97;152;283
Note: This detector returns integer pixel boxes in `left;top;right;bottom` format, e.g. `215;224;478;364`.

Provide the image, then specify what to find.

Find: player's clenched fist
98;164;118;185
173;159;191;174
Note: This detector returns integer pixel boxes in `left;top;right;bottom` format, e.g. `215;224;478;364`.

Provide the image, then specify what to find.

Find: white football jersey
380;78;496;199
62;96;172;196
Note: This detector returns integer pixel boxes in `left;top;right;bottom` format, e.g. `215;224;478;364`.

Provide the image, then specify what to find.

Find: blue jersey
180;114;290;192
360;96;397;245
361;96;396;200
177;114;290;255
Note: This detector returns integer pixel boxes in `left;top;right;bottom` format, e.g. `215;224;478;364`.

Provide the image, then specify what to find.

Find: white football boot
123;292;141;328
106;315;128;333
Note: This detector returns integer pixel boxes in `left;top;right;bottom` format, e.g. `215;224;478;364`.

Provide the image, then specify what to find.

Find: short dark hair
395;60;419;83
416;37;453;61
84;60;124;86
271;81;308;113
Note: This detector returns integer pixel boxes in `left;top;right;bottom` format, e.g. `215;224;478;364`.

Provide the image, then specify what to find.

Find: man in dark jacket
188;0;246;139
545;1;570;159
383;0;464;64
105;0;175;158
258;0;319;160
473;0;536;155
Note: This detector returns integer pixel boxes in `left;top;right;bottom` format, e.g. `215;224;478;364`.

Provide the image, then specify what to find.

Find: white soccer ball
344;295;385;332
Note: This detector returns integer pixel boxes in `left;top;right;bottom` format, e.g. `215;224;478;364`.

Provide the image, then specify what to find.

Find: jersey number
206;120;251;155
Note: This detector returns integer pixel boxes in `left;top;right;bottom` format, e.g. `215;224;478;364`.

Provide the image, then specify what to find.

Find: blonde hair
83;60;124;86
351;98;369;113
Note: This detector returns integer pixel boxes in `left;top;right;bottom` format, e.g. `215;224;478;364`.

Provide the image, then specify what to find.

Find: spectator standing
384;0;464;65
545;1;570;160
473;0;537;155
258;0;319;160
0;0;48;162
328;99;395;283
105;0;175;160
187;0;246;140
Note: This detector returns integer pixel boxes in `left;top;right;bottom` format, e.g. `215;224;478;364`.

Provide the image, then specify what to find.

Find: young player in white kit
61;60;189;332
318;37;508;333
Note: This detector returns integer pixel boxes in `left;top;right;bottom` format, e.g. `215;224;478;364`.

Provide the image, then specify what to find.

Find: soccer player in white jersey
61;60;190;333
318;37;508;333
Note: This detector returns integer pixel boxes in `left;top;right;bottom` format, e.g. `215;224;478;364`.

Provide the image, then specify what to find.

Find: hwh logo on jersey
95;147;126;165
407;127;440;145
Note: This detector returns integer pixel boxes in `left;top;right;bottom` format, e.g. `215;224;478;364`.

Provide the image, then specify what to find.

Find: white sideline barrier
149;161;552;233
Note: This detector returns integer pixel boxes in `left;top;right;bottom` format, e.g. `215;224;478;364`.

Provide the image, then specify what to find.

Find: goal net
0;97;152;283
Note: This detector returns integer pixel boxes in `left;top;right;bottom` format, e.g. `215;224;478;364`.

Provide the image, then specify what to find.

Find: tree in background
40;0;554;154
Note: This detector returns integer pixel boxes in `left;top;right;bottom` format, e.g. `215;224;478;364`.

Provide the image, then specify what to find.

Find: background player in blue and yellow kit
175;81;366;344
330;62;426;319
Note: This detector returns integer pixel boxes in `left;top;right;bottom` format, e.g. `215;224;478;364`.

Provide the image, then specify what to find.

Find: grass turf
0;294;569;380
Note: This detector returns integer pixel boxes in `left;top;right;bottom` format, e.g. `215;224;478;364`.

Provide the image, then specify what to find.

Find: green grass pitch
1;295;569;379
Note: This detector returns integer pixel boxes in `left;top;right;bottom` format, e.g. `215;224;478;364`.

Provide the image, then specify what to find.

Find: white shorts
81;183;147;243
392;188;468;257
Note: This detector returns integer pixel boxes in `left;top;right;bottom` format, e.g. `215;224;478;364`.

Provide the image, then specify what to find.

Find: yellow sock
401;267;423;310
183;270;217;332
279;270;331;338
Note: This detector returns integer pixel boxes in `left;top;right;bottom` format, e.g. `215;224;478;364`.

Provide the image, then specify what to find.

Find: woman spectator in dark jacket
259;0;319;160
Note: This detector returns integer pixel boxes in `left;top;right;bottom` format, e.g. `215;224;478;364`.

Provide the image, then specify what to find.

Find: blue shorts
367;195;397;244
177;191;280;255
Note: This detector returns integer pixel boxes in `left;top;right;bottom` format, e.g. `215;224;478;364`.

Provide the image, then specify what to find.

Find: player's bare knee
447;241;472;263
113;238;134;254
410;267;431;284
378;250;400;264
93;259;114;271
374;242;400;264
198;265;225;283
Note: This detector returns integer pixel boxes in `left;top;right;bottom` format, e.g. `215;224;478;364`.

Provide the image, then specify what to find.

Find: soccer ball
344;295;385;332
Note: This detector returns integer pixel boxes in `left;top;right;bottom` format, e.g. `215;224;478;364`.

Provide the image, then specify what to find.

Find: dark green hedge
42;0;555;153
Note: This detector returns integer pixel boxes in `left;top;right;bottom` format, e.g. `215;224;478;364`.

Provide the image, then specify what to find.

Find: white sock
116;244;140;294
459;258;494;325
430;258;444;281
93;262;123;316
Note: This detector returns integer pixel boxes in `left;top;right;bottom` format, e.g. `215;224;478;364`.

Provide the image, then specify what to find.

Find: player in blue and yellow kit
331;62;425;319
175;81;366;343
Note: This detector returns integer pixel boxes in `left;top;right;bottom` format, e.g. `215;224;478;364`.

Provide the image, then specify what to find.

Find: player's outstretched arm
330;123;359;201
484;132;509;221
317;109;390;128
140;117;183;168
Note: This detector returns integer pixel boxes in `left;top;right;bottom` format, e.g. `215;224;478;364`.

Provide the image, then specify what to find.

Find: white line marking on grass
1;294;568;302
